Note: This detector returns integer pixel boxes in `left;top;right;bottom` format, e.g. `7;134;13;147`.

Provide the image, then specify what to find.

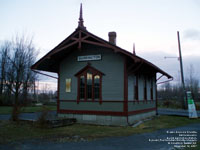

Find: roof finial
78;3;86;30
133;43;136;55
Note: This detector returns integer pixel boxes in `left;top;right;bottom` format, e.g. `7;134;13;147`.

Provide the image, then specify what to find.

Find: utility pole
177;31;187;109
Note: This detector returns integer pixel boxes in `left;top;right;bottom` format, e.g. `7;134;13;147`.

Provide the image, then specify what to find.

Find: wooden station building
31;5;172;126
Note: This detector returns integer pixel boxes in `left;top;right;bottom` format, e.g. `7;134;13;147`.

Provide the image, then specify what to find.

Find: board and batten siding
59;44;124;101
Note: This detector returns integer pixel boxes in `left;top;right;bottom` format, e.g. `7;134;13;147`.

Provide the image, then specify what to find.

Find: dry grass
0;115;200;143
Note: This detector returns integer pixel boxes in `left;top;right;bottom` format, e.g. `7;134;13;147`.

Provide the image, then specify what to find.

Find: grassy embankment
0;115;200;143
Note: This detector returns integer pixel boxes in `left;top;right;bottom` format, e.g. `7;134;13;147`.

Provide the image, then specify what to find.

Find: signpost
187;91;198;118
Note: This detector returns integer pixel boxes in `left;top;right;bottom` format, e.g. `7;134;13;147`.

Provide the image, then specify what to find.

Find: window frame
75;64;104;104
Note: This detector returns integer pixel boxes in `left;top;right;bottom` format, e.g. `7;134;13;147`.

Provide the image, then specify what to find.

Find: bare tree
185;64;199;100
6;35;38;104
0;35;38;120
0;41;11;104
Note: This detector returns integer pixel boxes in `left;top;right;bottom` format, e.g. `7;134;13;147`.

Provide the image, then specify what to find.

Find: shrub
36;106;50;128
163;101;171;108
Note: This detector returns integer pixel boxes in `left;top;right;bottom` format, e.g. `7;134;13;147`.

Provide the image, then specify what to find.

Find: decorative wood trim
75;64;103;104
58;109;126;116
78;31;81;49
77;77;80;104
59;100;155;103
59;100;124;102
84;74;87;101
92;75;94;102
74;64;105;77
82;40;111;48
128;107;156;115
99;75;102;104
31;27;172;79
130;100;155;104
51;40;78;55
130;61;143;74
57;107;156;116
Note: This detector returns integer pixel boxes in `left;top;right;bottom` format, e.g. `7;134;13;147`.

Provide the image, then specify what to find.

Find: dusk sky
1;0;200;90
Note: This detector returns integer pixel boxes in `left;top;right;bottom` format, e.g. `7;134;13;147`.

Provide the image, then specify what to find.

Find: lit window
87;72;92;99
75;65;104;103
94;75;100;99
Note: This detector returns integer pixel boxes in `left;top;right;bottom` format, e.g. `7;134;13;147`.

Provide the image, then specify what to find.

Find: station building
32;5;172;126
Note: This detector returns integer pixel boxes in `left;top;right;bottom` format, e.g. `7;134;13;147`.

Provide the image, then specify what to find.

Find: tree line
158;65;200;108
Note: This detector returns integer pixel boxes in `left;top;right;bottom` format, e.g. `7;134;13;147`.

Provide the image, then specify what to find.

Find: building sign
66;78;71;92
187;91;198;118
77;54;101;62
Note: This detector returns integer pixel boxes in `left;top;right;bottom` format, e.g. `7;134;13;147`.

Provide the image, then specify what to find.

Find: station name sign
77;54;101;62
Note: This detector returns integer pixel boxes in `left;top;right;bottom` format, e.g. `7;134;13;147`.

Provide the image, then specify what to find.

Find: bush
36;106;50;128
195;103;200;110
163;101;171;108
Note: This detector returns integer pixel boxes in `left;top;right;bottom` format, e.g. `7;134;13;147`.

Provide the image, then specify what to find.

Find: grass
158;100;200;110
0;115;200;143
0;105;56;114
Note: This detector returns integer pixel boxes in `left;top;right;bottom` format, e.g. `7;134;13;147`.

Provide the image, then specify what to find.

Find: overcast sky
1;0;200;90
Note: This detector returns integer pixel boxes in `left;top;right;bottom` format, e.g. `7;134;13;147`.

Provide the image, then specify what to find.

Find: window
94;75;100;99
87;72;92;99
80;76;85;99
134;75;138;100
75;64;104;103
150;78;153;100
144;76;147;100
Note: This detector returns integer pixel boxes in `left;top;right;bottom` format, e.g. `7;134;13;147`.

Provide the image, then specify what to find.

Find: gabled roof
31;4;172;79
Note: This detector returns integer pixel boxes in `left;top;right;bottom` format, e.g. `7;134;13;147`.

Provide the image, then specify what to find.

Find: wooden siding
59;44;124;101
59;101;123;112
128;101;156;112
